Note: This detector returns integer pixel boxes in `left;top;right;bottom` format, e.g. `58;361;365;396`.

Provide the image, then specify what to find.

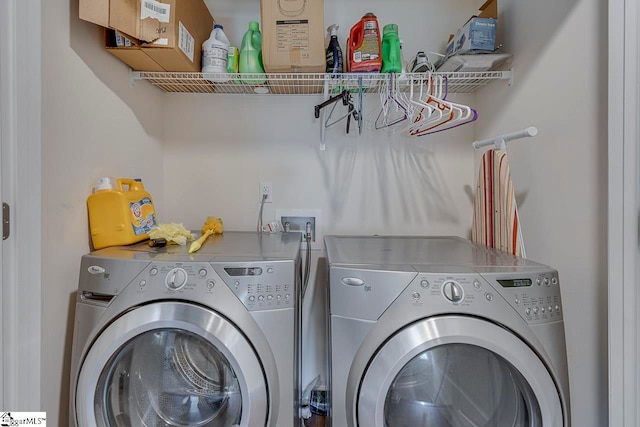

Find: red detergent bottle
348;13;382;72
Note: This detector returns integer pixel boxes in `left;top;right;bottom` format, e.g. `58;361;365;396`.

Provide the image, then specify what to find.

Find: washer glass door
75;302;268;427
384;343;540;426
95;328;242;426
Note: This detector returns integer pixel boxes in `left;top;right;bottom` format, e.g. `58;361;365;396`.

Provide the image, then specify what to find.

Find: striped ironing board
472;149;525;257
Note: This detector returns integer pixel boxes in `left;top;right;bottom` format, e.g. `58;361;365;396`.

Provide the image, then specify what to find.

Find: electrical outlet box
276;209;321;249
260;181;272;203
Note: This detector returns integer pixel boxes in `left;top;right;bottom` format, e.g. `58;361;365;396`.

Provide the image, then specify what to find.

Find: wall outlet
260;181;272;203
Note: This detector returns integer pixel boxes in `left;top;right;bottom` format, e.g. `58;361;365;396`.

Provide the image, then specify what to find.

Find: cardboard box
445;0;498;56
81;0;214;72
105;29;166;71
260;0;325;73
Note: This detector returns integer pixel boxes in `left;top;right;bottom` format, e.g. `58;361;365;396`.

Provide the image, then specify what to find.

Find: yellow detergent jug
87;177;158;249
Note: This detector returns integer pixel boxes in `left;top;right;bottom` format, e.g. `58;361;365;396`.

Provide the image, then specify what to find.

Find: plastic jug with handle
239;21;266;85
381;24;402;73
87;177;158;250
348;13;382;73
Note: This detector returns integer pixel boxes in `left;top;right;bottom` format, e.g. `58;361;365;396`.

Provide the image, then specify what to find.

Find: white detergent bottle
202;24;230;82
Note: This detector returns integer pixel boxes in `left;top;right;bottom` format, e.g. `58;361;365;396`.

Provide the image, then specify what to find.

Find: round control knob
536;277;542;285
267;295;274;301
541;307;546;313
555;305;561;312
473;280;482;290
548;305;553;313
412;292;421;300
442;281;464;303
533;307;539;314
544;277;550;285
267;267;274;273
525;308;531;315
285;294;290;300
207;280;215;290
199;269;207;278
165;267;188;290
485;292;493;302
551;277;558;285
277;294;282;300
258;295;265;302
420;280;430;289
249;295;256;302
139;280;146;288
150;267;158;276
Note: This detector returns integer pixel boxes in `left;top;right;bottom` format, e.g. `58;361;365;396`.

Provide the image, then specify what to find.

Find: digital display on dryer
224;267;263;276
497;278;532;288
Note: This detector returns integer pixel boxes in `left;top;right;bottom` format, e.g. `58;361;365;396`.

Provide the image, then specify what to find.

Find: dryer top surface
325;235;546;270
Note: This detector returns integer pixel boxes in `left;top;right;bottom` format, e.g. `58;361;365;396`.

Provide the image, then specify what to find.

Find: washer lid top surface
325;235;544;269
89;231;302;262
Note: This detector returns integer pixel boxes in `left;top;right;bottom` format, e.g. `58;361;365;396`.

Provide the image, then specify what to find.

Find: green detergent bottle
381;24;402;73
239;21;266;86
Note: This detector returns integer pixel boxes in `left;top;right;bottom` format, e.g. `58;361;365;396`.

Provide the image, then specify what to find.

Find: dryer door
75;302;268;427
358;316;564;427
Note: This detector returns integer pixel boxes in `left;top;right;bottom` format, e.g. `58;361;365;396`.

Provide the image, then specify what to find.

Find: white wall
41;0;608;425
474;0;607;425
41;0;165;424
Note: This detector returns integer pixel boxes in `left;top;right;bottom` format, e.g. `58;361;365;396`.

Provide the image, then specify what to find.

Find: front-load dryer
325;235;570;427
70;231;302;427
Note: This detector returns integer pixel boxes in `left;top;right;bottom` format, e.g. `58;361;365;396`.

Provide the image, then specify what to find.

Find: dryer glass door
357;316;564;427
384;343;540;426
95;328;242;426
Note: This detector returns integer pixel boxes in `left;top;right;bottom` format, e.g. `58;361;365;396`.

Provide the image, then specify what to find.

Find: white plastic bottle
202;24;230;82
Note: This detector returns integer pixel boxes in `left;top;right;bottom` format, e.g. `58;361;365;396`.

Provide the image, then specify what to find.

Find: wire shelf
130;70;513;95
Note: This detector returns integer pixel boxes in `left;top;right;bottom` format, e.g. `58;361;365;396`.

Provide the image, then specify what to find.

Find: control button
412;292;421;300
485;292;493;302
533;307;539;314
267;267;274;273
442;281;464;303
207;280;215;290
525;308;531;315
548;306;553;313
258;295;265;302
267;295;273;301
420;280;430;289
199;269;207;278
139;280;146;288
473;280;482;290
88;265;106;275
551;277;558;285
536;277;542;285
249;295;256;302
515;297;519;305
150;267;158;276
555;305;561;312
285;294;291;300
277;294;282;300
165;267;188;290
541;307;546;313
235;280;240;286
544;277;550;285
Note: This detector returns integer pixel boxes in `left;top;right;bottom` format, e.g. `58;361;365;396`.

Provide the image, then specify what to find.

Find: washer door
75;302;268;427
358;316;564;427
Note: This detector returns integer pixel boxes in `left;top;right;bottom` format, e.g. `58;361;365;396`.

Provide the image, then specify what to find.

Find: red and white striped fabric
472;149;525;257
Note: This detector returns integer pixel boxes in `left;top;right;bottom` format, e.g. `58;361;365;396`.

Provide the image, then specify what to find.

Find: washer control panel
213;262;296;311
131;261;296;312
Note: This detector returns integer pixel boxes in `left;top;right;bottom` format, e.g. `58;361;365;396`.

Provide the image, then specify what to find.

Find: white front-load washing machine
70;231;302;427
325;235;570;427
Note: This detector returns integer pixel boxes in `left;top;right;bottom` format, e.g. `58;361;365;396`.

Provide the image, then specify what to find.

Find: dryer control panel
408;268;563;325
